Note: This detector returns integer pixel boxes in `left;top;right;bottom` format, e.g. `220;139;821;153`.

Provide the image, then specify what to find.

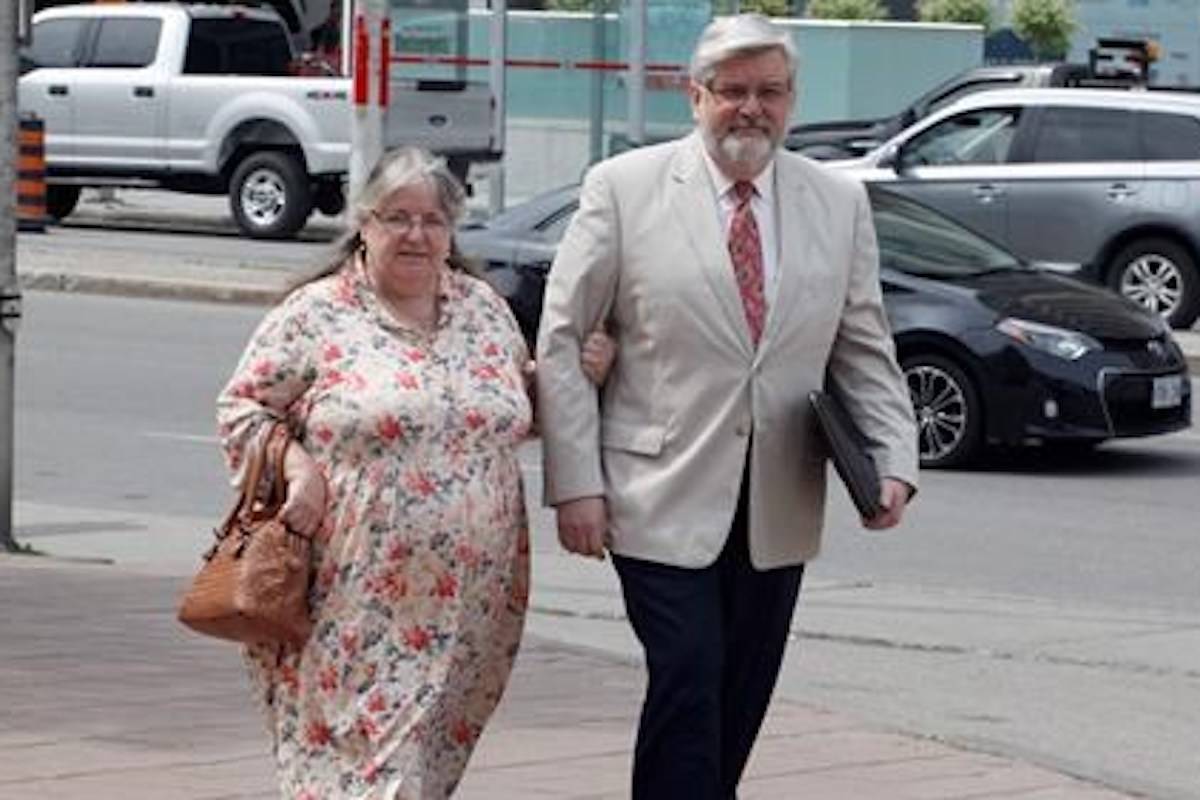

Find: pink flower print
386;540;412;563
483;341;500;357
317;560;338;591
395;371;419;390
322;343;343;362
403;625;431;651
252;359;275;378
320;369;345;390
433;572;458;599
377;414;404;443
366;690;387;714
464;409;486;430
229;380;255;399
356;715;380;743
406;471;436;497
454;542;481;569
339;628;359;657
297;790;321;800
318;664;339;696
404;348;426;363
305;718;333;748
473;364;500;381
278;664;301;694
361;760;381;784
366;571;408;603
346;372;368;392
314;425;335;445
451;718;475;746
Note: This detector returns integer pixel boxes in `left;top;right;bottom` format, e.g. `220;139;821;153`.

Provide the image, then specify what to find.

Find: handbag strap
217;421;290;536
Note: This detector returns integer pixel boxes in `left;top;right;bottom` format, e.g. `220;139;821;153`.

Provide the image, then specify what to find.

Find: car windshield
870;189;1024;277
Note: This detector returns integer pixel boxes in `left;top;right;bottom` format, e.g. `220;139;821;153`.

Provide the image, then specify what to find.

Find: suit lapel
667;134;754;357
761;154;813;355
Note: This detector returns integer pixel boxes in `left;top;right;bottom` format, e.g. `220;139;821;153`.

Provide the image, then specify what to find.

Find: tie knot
733;181;755;205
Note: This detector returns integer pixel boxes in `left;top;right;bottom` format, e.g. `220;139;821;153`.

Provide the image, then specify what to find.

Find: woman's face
361;180;452;300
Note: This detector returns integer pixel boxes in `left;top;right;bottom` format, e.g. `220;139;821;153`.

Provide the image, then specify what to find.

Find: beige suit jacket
536;132;918;569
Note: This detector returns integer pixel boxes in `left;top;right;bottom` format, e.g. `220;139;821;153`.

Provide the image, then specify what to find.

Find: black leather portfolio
808;390;885;519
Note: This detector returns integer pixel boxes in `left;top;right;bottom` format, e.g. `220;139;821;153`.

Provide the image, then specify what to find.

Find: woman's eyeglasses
371;209;450;236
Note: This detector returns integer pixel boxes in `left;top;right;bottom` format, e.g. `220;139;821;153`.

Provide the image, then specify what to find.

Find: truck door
17;15;91;162
71;16;167;169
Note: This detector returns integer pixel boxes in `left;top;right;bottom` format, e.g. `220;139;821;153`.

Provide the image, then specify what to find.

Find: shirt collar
699;143;775;204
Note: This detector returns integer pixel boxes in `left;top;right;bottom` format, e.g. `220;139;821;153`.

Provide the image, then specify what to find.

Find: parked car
460;184;1192;467
18;3;499;238
785;63;1099;161
832;88;1200;330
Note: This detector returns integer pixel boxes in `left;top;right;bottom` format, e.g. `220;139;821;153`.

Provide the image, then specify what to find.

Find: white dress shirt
699;147;781;306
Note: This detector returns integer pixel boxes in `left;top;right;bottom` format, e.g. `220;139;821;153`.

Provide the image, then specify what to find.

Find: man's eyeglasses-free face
704;81;793;108
370;209;451;237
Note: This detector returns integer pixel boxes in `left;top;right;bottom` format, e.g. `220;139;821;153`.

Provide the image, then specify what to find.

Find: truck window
86;18;161;68
24;17;89;69
183;18;293;76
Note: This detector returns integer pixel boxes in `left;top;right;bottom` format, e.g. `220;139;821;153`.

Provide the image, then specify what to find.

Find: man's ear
687;81;703;122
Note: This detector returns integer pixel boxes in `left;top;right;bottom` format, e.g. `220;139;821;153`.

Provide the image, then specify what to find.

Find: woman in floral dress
216;148;605;799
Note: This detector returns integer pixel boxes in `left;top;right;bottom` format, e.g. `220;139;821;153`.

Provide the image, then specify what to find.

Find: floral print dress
216;264;533;799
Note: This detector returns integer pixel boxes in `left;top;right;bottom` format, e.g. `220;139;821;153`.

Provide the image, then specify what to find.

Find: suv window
86;18;161;68
899;108;1021;169
922;78;1023;116
1030;107;1138;162
23;17;88;69
1140;111;1200;160
183;18;293;76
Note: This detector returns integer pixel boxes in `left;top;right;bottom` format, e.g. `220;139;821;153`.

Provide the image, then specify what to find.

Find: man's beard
703;126;779;173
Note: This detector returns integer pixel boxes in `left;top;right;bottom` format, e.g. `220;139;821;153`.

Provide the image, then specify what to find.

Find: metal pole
627;0;646;146
487;0;507;216
588;0;606;163
1;0;23;552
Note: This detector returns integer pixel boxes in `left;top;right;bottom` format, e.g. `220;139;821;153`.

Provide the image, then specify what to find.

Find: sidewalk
0;554;1133;800
15;188;1200;373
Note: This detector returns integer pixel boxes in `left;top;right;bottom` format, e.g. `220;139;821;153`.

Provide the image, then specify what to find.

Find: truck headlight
996;317;1100;361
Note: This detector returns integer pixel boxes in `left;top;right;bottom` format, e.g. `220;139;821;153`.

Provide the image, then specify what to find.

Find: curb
19;270;284;306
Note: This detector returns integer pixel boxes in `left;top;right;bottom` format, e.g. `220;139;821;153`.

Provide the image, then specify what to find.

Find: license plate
1151;375;1183;409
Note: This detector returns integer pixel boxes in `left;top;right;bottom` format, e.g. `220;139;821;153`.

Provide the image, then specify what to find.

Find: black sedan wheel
902;354;982;468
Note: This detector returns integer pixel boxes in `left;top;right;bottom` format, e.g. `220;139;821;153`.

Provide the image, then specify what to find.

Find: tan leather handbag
177;423;313;648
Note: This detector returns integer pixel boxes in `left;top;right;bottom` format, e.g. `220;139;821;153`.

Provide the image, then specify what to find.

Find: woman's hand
280;443;327;539
581;329;616;386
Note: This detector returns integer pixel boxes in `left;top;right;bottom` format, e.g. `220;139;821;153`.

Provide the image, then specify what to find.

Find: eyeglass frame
369;208;451;237
702;79;794;108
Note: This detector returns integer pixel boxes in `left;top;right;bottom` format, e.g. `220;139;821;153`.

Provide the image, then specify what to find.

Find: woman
216;147;608;799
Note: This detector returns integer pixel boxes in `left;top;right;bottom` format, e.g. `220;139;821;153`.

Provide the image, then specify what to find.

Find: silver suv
837;88;1200;329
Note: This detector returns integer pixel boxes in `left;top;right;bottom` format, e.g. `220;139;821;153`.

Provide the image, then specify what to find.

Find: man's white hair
689;13;797;85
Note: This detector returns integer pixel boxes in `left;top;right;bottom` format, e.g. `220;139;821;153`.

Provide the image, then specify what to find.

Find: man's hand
556;496;609;559
863;477;911;530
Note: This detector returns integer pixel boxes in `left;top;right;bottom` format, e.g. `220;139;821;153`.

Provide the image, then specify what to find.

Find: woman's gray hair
689;13;797;86
284;146;474;298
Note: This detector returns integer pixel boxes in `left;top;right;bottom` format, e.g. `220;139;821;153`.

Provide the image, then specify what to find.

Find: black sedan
459;186;1192;467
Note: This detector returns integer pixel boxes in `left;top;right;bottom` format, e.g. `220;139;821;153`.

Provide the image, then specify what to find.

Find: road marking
141;431;219;444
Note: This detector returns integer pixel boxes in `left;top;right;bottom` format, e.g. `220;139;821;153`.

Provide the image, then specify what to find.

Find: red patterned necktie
728;181;766;345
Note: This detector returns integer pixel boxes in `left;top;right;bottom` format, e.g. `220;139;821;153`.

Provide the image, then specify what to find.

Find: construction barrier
17;115;47;233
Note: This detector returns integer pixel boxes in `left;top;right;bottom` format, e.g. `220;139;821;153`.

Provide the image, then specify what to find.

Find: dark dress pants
612;475;805;800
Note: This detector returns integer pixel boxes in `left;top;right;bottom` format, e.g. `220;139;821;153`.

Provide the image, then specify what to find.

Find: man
536;14;918;799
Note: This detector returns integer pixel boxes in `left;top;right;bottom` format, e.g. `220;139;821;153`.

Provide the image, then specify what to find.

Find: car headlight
996;317;1101;361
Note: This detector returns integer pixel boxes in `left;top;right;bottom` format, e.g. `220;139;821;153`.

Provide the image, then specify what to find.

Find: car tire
1107;238;1200;329
313;180;345;217
45;185;81;221
229;151;313;239
902;353;982;469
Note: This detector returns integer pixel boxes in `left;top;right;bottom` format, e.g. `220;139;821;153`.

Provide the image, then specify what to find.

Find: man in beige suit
536;14;918;799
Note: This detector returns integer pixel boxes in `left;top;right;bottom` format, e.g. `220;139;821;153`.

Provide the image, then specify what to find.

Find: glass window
1030;107;1138;162
184;19;293;76
87;19;161;68
923;78;1022;116
23;18;88;69
870;189;1022;278
899;108;1021;169
1140;111;1200;160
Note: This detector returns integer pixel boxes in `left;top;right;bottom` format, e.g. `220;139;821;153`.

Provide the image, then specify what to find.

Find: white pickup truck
18;3;497;239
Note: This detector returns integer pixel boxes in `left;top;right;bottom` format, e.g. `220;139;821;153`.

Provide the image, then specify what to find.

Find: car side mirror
877;143;902;172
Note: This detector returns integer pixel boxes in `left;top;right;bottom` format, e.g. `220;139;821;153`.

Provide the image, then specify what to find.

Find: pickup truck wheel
46;186;81;221
229;152;312;239
1107;238;1200;329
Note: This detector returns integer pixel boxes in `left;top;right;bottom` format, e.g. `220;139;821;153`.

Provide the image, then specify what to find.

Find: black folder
808;389;885;519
